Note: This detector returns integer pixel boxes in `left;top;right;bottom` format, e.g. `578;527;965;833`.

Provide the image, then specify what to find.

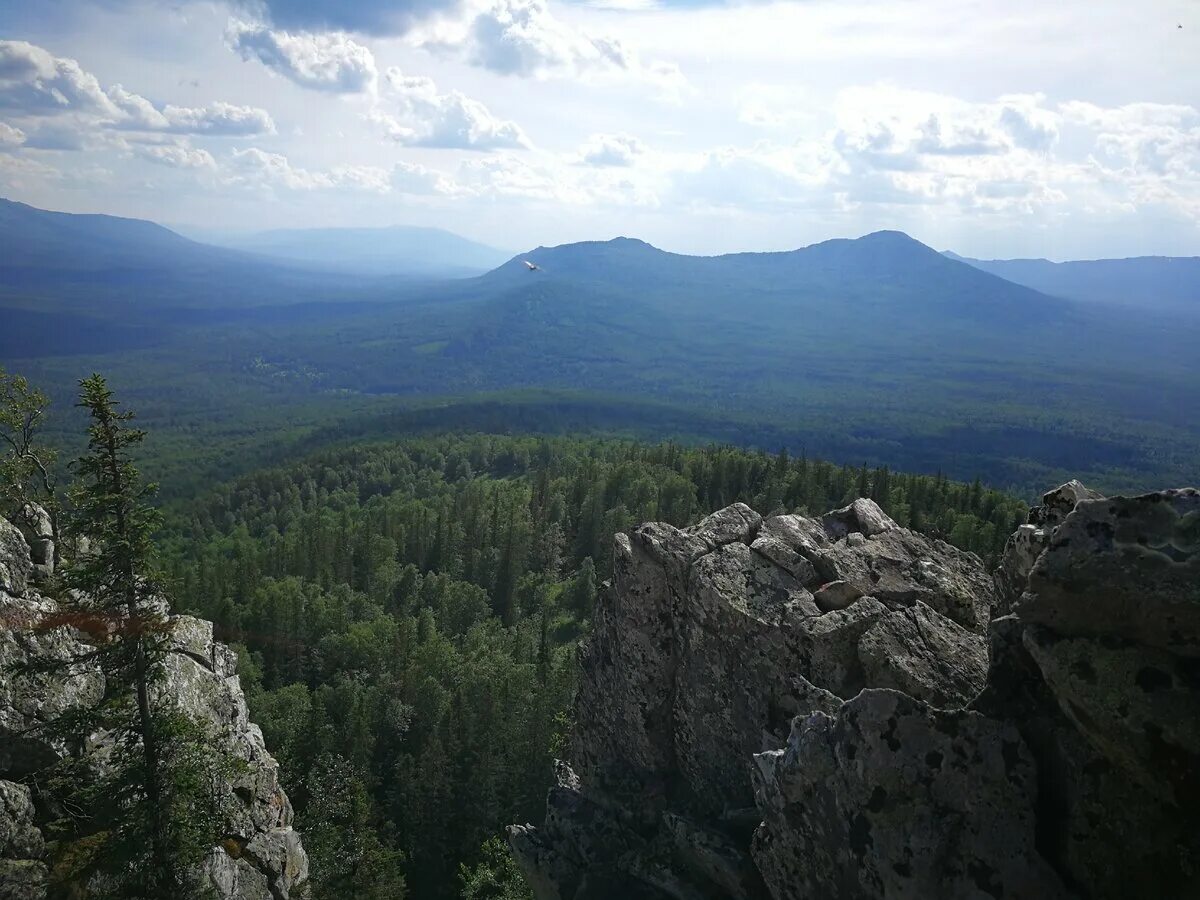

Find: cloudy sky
0;0;1197;258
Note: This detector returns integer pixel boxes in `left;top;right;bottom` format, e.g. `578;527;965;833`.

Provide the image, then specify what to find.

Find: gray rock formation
512;487;1200;899
0;510;308;900
9;505;52;581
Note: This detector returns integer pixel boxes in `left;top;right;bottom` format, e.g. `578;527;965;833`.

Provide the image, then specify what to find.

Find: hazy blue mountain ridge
945;250;1200;313
195;224;510;277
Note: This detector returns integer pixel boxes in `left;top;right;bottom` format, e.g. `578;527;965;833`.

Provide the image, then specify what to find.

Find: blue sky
0;0;1197;258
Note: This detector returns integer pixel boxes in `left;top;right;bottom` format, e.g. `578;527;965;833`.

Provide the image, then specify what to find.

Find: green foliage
31;375;237;898
160;431;1026;898
458;837;533;900
299;754;408;900
0;364;60;544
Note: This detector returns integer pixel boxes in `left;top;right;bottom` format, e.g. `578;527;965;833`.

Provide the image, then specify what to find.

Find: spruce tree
44;375;234;897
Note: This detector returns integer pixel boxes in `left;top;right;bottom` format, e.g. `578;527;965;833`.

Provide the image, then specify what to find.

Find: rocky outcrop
0;507;308;900
512;486;1200;899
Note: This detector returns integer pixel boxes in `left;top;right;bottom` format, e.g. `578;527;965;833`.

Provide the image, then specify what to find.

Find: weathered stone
811;579;861;612
1021;489;1200;656
0;510;308;900
518;500;1001;898
750;689;1067;900
0;519;32;597
689;502;762;550
0;593;104;776
821;498;898;539
857;602;987;707
815;527;995;628
12;505;53;578
1032;480;1106;529
1023;625;1200;806
663;814;763;900
759;515;833;569
0;781;46;900
0;781;42;863
749;535;817;586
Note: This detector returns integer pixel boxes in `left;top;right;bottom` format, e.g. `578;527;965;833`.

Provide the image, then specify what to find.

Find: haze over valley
1;4;1198;900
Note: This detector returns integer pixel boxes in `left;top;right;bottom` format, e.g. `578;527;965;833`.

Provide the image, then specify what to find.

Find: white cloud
392;159;467;195
107;84;170;129
577;132;644;166
229;147;402;194
161;102;276;136
368;67;530;150
227;22;378;94
414;0;686;95
0;40;119;117
0;39;274;150
134;142;217;169
0;121;25;149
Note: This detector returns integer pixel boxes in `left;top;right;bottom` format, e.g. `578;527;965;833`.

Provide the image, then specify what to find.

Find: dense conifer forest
161;433;1027;898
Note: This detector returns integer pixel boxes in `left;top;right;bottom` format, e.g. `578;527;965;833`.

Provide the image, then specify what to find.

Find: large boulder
11;504;53;578
751;690;1065;900
1019;489;1200;656
0;519;31;598
513;499;992;898
515;484;1200;900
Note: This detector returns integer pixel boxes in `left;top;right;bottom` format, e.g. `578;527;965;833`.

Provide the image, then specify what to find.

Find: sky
0;0;1197;258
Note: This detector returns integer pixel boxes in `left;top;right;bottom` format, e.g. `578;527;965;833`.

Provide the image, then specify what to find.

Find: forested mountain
161;433;1028;899
496;231;1062;325
944;250;1200;314
0;197;285;276
194;225;510;277
4;201;1198;496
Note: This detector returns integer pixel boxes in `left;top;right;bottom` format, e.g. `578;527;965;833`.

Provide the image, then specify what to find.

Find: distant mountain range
2;198;1197;493
187;225;510;277
486;231;1063;326
945;251;1200;312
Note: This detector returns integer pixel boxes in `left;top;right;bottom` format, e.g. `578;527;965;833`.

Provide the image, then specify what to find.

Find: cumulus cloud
227;146;464;196
0;121;25;149
160;102;276;136
391;159;462;194
670;143;838;211
229;146;398;193
577;132;644;166
106;84;170;128
367;67;530;150
0;40;120;116
134;142;217;169
413;0;685;93
227;22;378;93
0;39;274;147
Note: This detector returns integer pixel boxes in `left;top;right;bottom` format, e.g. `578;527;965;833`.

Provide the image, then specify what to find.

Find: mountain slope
0;198;435;323
485;230;1067;326
196;225;510;277
945;250;1200;313
0;197;251;272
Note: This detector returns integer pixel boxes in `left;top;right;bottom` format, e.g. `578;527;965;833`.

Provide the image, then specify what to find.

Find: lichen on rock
512;486;1200;899
0;505;308;900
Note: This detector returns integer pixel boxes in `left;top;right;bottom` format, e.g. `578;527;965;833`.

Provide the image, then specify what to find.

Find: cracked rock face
512;486;1200;900
0;512;308;900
